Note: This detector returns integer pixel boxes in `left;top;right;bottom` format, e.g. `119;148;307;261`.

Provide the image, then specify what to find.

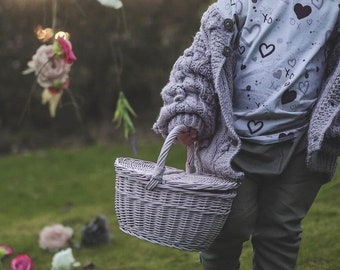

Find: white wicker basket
114;125;240;251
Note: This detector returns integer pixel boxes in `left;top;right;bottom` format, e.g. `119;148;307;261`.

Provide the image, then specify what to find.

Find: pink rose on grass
27;44;71;89
54;37;77;64
0;245;13;257
39;224;74;252
10;254;34;270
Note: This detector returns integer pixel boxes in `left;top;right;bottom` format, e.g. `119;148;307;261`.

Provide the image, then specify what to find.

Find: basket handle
145;125;195;191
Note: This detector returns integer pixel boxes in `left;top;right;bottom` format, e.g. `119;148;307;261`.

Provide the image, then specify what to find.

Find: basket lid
115;157;239;192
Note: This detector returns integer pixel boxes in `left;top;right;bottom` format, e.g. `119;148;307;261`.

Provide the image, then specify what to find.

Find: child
153;0;340;269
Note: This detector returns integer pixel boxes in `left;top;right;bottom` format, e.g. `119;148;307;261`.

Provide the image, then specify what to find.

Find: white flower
51;248;81;270
97;0;123;9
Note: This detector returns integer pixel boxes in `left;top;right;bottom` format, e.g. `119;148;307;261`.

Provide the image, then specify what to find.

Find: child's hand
177;128;197;146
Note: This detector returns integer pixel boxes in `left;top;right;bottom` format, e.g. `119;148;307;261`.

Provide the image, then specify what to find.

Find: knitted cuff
168;114;205;137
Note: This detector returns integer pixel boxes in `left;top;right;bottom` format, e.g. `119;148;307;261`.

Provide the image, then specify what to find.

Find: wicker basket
114;125;240;251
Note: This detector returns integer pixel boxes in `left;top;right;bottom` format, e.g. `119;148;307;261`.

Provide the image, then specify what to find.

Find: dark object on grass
83;261;96;269
81;215;112;248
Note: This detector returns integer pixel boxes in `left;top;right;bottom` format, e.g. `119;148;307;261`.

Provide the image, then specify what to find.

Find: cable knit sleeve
153;15;217;139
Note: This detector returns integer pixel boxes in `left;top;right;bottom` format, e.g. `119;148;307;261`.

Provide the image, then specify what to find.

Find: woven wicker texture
114;125;240;251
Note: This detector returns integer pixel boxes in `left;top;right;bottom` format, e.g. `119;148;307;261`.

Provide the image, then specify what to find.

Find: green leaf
122;96;137;117
0;248;6;259
112;91;137;138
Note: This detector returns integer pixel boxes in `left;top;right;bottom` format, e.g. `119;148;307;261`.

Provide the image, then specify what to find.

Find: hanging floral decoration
22;0;136;142
23;35;77;118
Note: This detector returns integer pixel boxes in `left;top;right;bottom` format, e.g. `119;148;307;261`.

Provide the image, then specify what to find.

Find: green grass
0;138;339;269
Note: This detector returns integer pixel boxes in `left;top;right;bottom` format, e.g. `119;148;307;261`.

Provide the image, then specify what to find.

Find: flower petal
97;0;123;9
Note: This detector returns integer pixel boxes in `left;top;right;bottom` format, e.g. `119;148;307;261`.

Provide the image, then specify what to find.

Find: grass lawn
0;136;339;269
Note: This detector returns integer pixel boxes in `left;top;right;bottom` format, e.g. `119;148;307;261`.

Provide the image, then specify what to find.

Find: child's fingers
177;128;197;146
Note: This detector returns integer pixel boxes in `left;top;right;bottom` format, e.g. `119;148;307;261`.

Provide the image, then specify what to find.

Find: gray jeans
200;135;326;270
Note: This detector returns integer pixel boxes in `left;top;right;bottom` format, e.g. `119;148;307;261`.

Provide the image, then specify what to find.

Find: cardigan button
224;18;234;32
223;46;232;57
228;136;238;146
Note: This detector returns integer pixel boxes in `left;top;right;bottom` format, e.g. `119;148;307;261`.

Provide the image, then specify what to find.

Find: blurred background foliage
0;0;212;154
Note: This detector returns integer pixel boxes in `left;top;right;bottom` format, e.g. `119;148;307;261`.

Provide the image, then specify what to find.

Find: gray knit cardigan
153;4;340;182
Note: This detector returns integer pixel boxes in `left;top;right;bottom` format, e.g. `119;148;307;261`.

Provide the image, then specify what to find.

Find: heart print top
217;0;340;144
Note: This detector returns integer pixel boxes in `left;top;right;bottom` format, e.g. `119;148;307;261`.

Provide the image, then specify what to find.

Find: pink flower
39;224;74;252
10;254;34;270
55;37;77;64
0;244;13;257
27;44;71;89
